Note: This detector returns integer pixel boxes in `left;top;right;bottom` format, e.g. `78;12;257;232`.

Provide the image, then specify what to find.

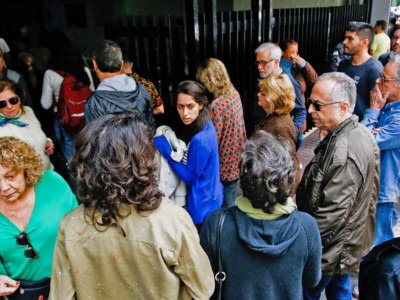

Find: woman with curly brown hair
0;137;77;299
50;110;215;300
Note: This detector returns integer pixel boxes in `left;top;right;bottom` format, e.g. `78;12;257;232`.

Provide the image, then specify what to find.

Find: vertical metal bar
251;0;263;45
204;0;217;57
265;0;273;42
185;0;200;77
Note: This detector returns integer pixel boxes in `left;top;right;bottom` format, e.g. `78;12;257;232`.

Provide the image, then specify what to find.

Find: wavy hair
259;74;295;115
195;58;236;98
240;131;297;213
0;137;44;187
69;111;162;236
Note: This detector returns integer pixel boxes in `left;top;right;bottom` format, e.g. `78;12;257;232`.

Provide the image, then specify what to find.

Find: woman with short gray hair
200;131;322;300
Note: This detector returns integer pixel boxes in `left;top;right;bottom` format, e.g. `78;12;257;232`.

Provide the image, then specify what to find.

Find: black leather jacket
296;115;380;276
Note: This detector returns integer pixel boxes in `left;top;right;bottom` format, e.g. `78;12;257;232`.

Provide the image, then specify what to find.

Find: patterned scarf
0;111;28;127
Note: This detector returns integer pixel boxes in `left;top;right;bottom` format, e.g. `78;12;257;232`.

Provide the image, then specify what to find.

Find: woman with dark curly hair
200;131;322;300
0;137;77;299
153;80;223;231
50;111;215;300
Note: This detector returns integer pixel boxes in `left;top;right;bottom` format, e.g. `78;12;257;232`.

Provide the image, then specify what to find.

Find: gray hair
255;43;282;60
93;40;123;73
240;131;297;214
389;52;400;83
317;72;357;113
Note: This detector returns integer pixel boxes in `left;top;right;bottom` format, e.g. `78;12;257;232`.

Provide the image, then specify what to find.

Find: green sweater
0;170;77;280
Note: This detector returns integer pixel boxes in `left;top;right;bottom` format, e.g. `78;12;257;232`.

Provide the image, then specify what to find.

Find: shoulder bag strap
215;208;228;300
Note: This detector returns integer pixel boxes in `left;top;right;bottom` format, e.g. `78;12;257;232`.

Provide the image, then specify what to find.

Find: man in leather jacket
296;72;380;300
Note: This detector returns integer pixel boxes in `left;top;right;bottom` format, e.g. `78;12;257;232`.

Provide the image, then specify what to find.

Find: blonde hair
259;74;295;115
0;137;44;187
196;58;236;97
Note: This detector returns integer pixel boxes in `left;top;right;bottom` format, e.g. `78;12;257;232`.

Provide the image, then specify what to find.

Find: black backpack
359;237;400;300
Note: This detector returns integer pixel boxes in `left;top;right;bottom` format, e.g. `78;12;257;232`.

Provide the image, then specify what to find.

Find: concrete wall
370;0;391;26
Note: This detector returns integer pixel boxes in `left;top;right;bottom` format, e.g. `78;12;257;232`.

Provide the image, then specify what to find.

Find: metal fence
104;0;372;124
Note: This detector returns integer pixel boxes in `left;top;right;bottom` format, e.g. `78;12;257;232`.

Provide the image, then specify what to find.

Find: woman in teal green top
0;136;77;299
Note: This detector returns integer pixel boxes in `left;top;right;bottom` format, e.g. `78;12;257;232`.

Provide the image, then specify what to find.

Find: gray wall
370;0;391;27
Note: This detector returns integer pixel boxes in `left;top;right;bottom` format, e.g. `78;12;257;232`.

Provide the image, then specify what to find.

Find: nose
308;103;316;113
376;77;382;85
182;107;189;116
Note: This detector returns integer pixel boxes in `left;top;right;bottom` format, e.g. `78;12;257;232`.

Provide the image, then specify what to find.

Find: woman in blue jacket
154;80;223;230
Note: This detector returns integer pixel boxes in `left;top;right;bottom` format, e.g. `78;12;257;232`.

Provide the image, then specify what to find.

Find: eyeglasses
307;98;343;111
0;96;19;109
16;231;39;259
255;59;274;67
380;73;396;82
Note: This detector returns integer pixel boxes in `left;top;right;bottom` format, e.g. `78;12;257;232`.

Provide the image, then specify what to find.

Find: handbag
214;208;228;300
0;254;50;300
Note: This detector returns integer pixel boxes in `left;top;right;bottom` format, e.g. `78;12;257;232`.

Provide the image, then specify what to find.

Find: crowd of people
0;19;399;300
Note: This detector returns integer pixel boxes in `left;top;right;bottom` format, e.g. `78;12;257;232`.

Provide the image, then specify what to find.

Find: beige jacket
49;198;215;300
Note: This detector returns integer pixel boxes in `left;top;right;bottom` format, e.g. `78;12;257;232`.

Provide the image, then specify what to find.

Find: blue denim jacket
361;100;400;203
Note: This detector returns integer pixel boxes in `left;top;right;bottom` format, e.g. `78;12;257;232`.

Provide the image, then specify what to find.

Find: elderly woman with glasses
253;74;301;193
0;137;77;299
0;79;54;170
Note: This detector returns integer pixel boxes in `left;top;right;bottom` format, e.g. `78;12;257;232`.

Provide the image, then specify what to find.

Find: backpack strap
215;207;228;300
52;69;67;78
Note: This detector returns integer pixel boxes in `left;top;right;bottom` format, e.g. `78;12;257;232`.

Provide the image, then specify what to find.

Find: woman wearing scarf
200;131;322;300
154;80;223;231
0;80;54;170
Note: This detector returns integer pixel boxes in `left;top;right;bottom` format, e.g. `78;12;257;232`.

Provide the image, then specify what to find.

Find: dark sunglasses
16;231;39;259
0;96;19;109
306;98;343;111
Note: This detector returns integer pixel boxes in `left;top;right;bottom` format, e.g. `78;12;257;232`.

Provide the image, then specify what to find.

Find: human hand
319;129;328;141
292;53;304;66
0;275;19;296
45;140;55;155
370;84;388;110
372;127;382;135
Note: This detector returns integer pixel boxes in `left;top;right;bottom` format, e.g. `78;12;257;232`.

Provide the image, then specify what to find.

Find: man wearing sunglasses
360;53;400;249
248;43;306;136
296;72;380;300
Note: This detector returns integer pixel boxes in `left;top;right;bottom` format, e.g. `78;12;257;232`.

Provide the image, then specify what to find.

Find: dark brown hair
70;110;162;236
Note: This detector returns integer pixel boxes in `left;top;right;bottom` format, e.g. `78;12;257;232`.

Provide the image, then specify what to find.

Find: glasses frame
255;59;275;67
307;98;343;111
0;96;20;109
380;73;397;83
16;231;39;259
